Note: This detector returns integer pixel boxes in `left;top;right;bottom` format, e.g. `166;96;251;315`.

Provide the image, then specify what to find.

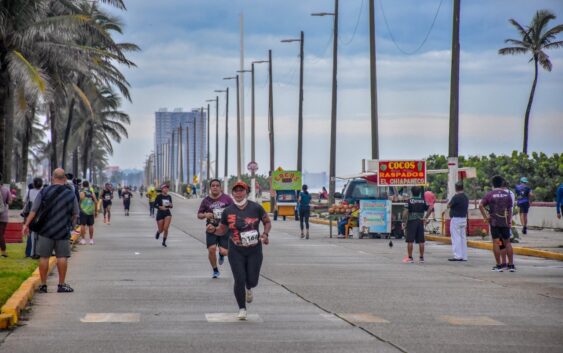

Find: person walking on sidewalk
197;179;233;278
207;181;272;320
78;180;97;245
22;168;79;293
515;177;533;234
402;186;433;264
556;183;563;219
154;184;173;247
0;180;13;258
480;175;515;272
23;178;43;257
447;182;469;261
101;183;113;224
298;185;312;239
122;186;133;216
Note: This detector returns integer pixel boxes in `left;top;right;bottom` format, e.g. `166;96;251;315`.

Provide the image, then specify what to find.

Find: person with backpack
78;180;98;245
298;185;312;239
22;168;79;293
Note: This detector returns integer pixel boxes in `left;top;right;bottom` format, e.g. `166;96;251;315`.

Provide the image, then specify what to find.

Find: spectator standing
0;180;13;257
78;180;97;245
480;175;515;272
402;186;433;263
515;177;533;234
22;168;79;292
298;185;312;239
23;178;43;257
447;182;469;261
556;183;563;219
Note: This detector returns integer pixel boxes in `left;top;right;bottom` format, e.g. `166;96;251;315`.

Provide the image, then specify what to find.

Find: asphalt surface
1;194;562;353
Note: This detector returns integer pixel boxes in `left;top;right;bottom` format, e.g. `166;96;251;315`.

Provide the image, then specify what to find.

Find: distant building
154;108;207;184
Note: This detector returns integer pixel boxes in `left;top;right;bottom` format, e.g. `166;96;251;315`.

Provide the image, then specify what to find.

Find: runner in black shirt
101;183;113;225
122;187;133;216
154;184;173;247
207;181;271;320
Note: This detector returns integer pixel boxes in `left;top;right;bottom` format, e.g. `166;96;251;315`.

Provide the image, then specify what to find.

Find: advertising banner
377;160;426;186
359;200;391;233
272;170;302;190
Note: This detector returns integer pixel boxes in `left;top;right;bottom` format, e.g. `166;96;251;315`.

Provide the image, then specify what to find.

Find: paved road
1;194;562;353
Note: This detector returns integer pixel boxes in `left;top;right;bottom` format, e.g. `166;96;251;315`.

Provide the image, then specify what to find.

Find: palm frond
543;40;563;50
7;50;49;101
498;47;529;55
508;18;531;42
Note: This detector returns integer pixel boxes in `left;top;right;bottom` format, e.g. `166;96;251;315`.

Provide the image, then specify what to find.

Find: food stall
271;169;302;221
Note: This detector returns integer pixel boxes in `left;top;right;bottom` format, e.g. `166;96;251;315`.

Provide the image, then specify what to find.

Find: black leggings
299;209;310;231
228;241;263;309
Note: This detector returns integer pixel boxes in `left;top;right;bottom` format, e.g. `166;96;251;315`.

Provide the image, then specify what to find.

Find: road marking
357;251;369;255
338;313;389;323
438;315;504;326
205;313;262;323
80;313;140;323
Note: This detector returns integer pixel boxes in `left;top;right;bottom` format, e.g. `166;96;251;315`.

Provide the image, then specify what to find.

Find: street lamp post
281;31;305;172
224;75;241;180
267;49;275;213
215;88;229;194
313;0;338;238
206;99;217;182
369;0;379;160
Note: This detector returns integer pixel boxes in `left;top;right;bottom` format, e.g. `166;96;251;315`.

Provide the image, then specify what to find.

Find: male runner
197;179;233;278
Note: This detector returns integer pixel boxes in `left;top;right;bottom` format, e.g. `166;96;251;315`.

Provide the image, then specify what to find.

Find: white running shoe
78;239;86;245
89;239;95;245
245;289;253;303
237;308;247;321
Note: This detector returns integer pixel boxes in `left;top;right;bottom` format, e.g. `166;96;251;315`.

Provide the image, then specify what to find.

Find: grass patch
0;242;38;307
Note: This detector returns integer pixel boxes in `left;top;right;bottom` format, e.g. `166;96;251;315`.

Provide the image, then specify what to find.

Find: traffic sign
247;161;258;172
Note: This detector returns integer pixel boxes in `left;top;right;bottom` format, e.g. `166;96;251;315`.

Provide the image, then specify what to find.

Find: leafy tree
499;10;563;154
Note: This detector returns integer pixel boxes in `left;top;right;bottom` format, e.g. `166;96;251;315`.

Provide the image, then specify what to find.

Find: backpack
29;186;67;233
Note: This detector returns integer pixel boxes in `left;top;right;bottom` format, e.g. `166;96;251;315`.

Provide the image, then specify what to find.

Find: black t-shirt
449;192;469;218
101;190;113;203
155;194;172;214
122;191;133;201
405;197;429;221
220;201;266;247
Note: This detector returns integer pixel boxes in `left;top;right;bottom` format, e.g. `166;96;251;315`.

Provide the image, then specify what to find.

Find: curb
310;218;563;261
0;256;57;329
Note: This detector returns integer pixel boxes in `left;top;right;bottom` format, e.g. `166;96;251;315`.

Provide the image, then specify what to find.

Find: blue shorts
518;202;530;214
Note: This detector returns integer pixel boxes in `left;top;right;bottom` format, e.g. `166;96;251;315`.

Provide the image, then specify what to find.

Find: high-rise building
154;108;207;185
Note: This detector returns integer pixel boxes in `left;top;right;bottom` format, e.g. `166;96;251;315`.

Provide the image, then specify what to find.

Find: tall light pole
206;99;217;182
267;49;275;212
313;1;338;237
281;31;305;172
224;75;241;180
178;126;183;190
448;0;461;200
215;88;229;194
369;0;379;160
185;124;190;186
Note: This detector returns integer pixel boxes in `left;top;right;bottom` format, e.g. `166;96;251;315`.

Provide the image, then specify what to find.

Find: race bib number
240;230;259;247
104;195;111;201
162;199;171;207
124;194;129;199
212;208;224;220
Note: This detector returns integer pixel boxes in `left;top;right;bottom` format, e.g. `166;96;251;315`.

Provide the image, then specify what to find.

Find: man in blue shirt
556;183;563;219
514;177;533;234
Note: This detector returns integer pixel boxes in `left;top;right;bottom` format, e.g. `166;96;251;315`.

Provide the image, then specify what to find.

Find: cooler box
5;222;23;243
443;218;489;237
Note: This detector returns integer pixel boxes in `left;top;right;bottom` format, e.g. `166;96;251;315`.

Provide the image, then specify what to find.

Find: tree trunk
0;49;9;182
49;102;58;172
72;147;79;177
82;124;92;179
523;57;538;155
3;81;15;182
20;105;35;182
61;98;75;169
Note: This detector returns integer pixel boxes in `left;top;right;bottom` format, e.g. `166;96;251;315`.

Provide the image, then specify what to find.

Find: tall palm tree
499;10;563;154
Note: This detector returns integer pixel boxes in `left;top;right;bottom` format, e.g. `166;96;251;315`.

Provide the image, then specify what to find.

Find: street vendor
337;201;360;238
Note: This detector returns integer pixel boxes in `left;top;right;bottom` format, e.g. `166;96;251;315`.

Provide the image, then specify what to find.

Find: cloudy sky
106;0;563;176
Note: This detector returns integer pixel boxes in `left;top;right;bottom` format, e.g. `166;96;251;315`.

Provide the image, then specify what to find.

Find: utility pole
178;126;183;190
186;125;190;186
313;0;338;237
268;49;275;212
224;76;241;180
369;0;379;160
448;0;460;201
281;31;305;172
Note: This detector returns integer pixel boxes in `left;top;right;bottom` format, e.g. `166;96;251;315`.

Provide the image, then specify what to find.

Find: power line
339;0;366;46
379;0;445;55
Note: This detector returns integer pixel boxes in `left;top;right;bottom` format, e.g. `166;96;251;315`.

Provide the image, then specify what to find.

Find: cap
231;181;249;192
520;177;528;183
161;184;169;189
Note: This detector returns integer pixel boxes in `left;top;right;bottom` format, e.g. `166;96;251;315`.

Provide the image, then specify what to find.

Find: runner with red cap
154;184;173;247
207;180;272;320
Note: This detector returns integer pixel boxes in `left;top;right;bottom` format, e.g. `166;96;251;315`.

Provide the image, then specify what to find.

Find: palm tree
499;10;563;154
